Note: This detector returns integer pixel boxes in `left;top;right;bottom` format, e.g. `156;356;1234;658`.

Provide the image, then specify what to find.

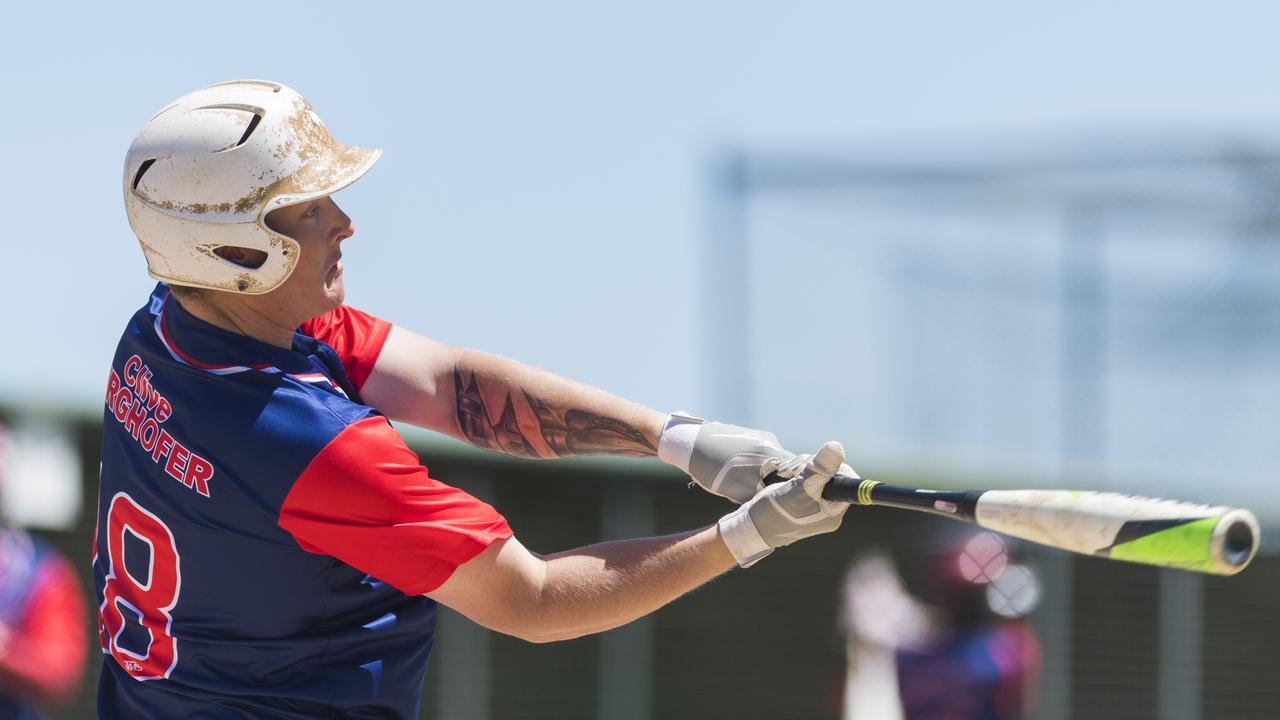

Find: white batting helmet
123;80;381;294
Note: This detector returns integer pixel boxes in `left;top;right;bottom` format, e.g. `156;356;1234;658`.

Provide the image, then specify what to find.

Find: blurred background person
840;531;1042;720
0;422;87;719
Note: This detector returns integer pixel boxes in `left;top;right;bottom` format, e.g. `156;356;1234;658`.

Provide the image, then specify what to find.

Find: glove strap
657;412;702;472
718;506;774;568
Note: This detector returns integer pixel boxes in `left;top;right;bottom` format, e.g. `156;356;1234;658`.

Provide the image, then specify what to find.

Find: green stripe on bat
1107;517;1218;571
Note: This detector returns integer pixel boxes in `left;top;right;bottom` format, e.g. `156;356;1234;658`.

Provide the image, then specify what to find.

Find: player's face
264;196;355;319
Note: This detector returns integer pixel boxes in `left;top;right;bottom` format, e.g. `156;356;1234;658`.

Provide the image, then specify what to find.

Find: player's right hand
717;441;852;567
656;413;796;503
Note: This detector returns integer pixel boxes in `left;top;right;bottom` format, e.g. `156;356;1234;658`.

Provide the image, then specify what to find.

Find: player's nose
333;207;355;243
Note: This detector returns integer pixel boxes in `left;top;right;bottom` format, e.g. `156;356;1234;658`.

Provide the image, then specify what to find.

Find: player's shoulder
298;303;389;343
238;374;392;481
296;303;393;392
114;284;378;450
134;282;170;322
255;374;376;428
114;282;171;338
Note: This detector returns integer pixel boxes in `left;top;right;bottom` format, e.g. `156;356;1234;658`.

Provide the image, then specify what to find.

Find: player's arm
360;324;811;503
279;417;853;639
428;442;851;642
431;527;733;642
362;325;664;459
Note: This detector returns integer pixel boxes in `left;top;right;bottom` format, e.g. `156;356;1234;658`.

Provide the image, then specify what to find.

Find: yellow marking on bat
858;480;881;505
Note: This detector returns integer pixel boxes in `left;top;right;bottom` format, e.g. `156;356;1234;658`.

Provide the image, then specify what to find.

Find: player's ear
213;246;269;269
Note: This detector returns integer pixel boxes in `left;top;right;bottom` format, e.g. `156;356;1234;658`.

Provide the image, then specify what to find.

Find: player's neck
174;293;298;350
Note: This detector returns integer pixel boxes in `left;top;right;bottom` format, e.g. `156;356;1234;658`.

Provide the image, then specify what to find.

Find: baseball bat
764;472;1259;575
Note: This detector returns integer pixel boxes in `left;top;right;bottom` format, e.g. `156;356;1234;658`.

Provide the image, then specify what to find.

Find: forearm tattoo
453;364;655;459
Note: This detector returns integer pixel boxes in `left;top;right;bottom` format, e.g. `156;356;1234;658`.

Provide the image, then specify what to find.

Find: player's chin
322;269;346;304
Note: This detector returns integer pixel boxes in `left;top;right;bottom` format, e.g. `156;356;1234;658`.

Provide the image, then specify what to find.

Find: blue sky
5;1;1278;408
3;2;1279;511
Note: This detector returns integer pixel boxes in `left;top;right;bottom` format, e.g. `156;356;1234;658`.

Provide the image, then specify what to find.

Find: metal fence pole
1047;203;1107;719
702;151;752;423
435;477;495;720
597;484;656;720
1157;570;1204;720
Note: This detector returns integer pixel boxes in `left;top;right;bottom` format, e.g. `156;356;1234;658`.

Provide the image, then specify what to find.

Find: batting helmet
123;80;381;294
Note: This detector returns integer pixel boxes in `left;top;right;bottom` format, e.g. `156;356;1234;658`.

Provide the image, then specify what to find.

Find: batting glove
657;413;797;504
718;441;853;567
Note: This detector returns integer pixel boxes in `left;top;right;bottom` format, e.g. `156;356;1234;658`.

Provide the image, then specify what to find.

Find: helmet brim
269;143;382;212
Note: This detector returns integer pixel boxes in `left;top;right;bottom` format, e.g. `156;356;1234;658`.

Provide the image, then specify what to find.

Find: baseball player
0;423;88;718
94;80;857;719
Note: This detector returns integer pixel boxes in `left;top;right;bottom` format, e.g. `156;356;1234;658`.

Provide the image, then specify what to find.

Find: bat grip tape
761;471;870;503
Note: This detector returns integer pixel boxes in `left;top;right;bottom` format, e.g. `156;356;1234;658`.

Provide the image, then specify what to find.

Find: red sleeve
299;305;393;391
0;555;88;706
278;416;512;595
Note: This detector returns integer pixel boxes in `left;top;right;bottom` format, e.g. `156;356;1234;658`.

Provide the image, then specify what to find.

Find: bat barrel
820;476;1262;576
770;471;1261;576
972;490;1261;576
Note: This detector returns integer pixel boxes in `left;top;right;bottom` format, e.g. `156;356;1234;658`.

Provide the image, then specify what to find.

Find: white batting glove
657;413;797;504
717;441;853;567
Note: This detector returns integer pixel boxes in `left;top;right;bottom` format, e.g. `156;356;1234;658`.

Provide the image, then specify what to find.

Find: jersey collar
154;287;318;377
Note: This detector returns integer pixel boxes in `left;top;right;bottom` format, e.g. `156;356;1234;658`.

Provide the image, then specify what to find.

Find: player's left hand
657;413;798;503
718;440;853;566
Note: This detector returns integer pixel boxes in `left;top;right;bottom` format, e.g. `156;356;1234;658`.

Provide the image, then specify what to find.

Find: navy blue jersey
93;285;511;719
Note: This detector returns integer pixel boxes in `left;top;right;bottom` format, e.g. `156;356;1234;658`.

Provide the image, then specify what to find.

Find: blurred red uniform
0;525;88;719
0;423;88;719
